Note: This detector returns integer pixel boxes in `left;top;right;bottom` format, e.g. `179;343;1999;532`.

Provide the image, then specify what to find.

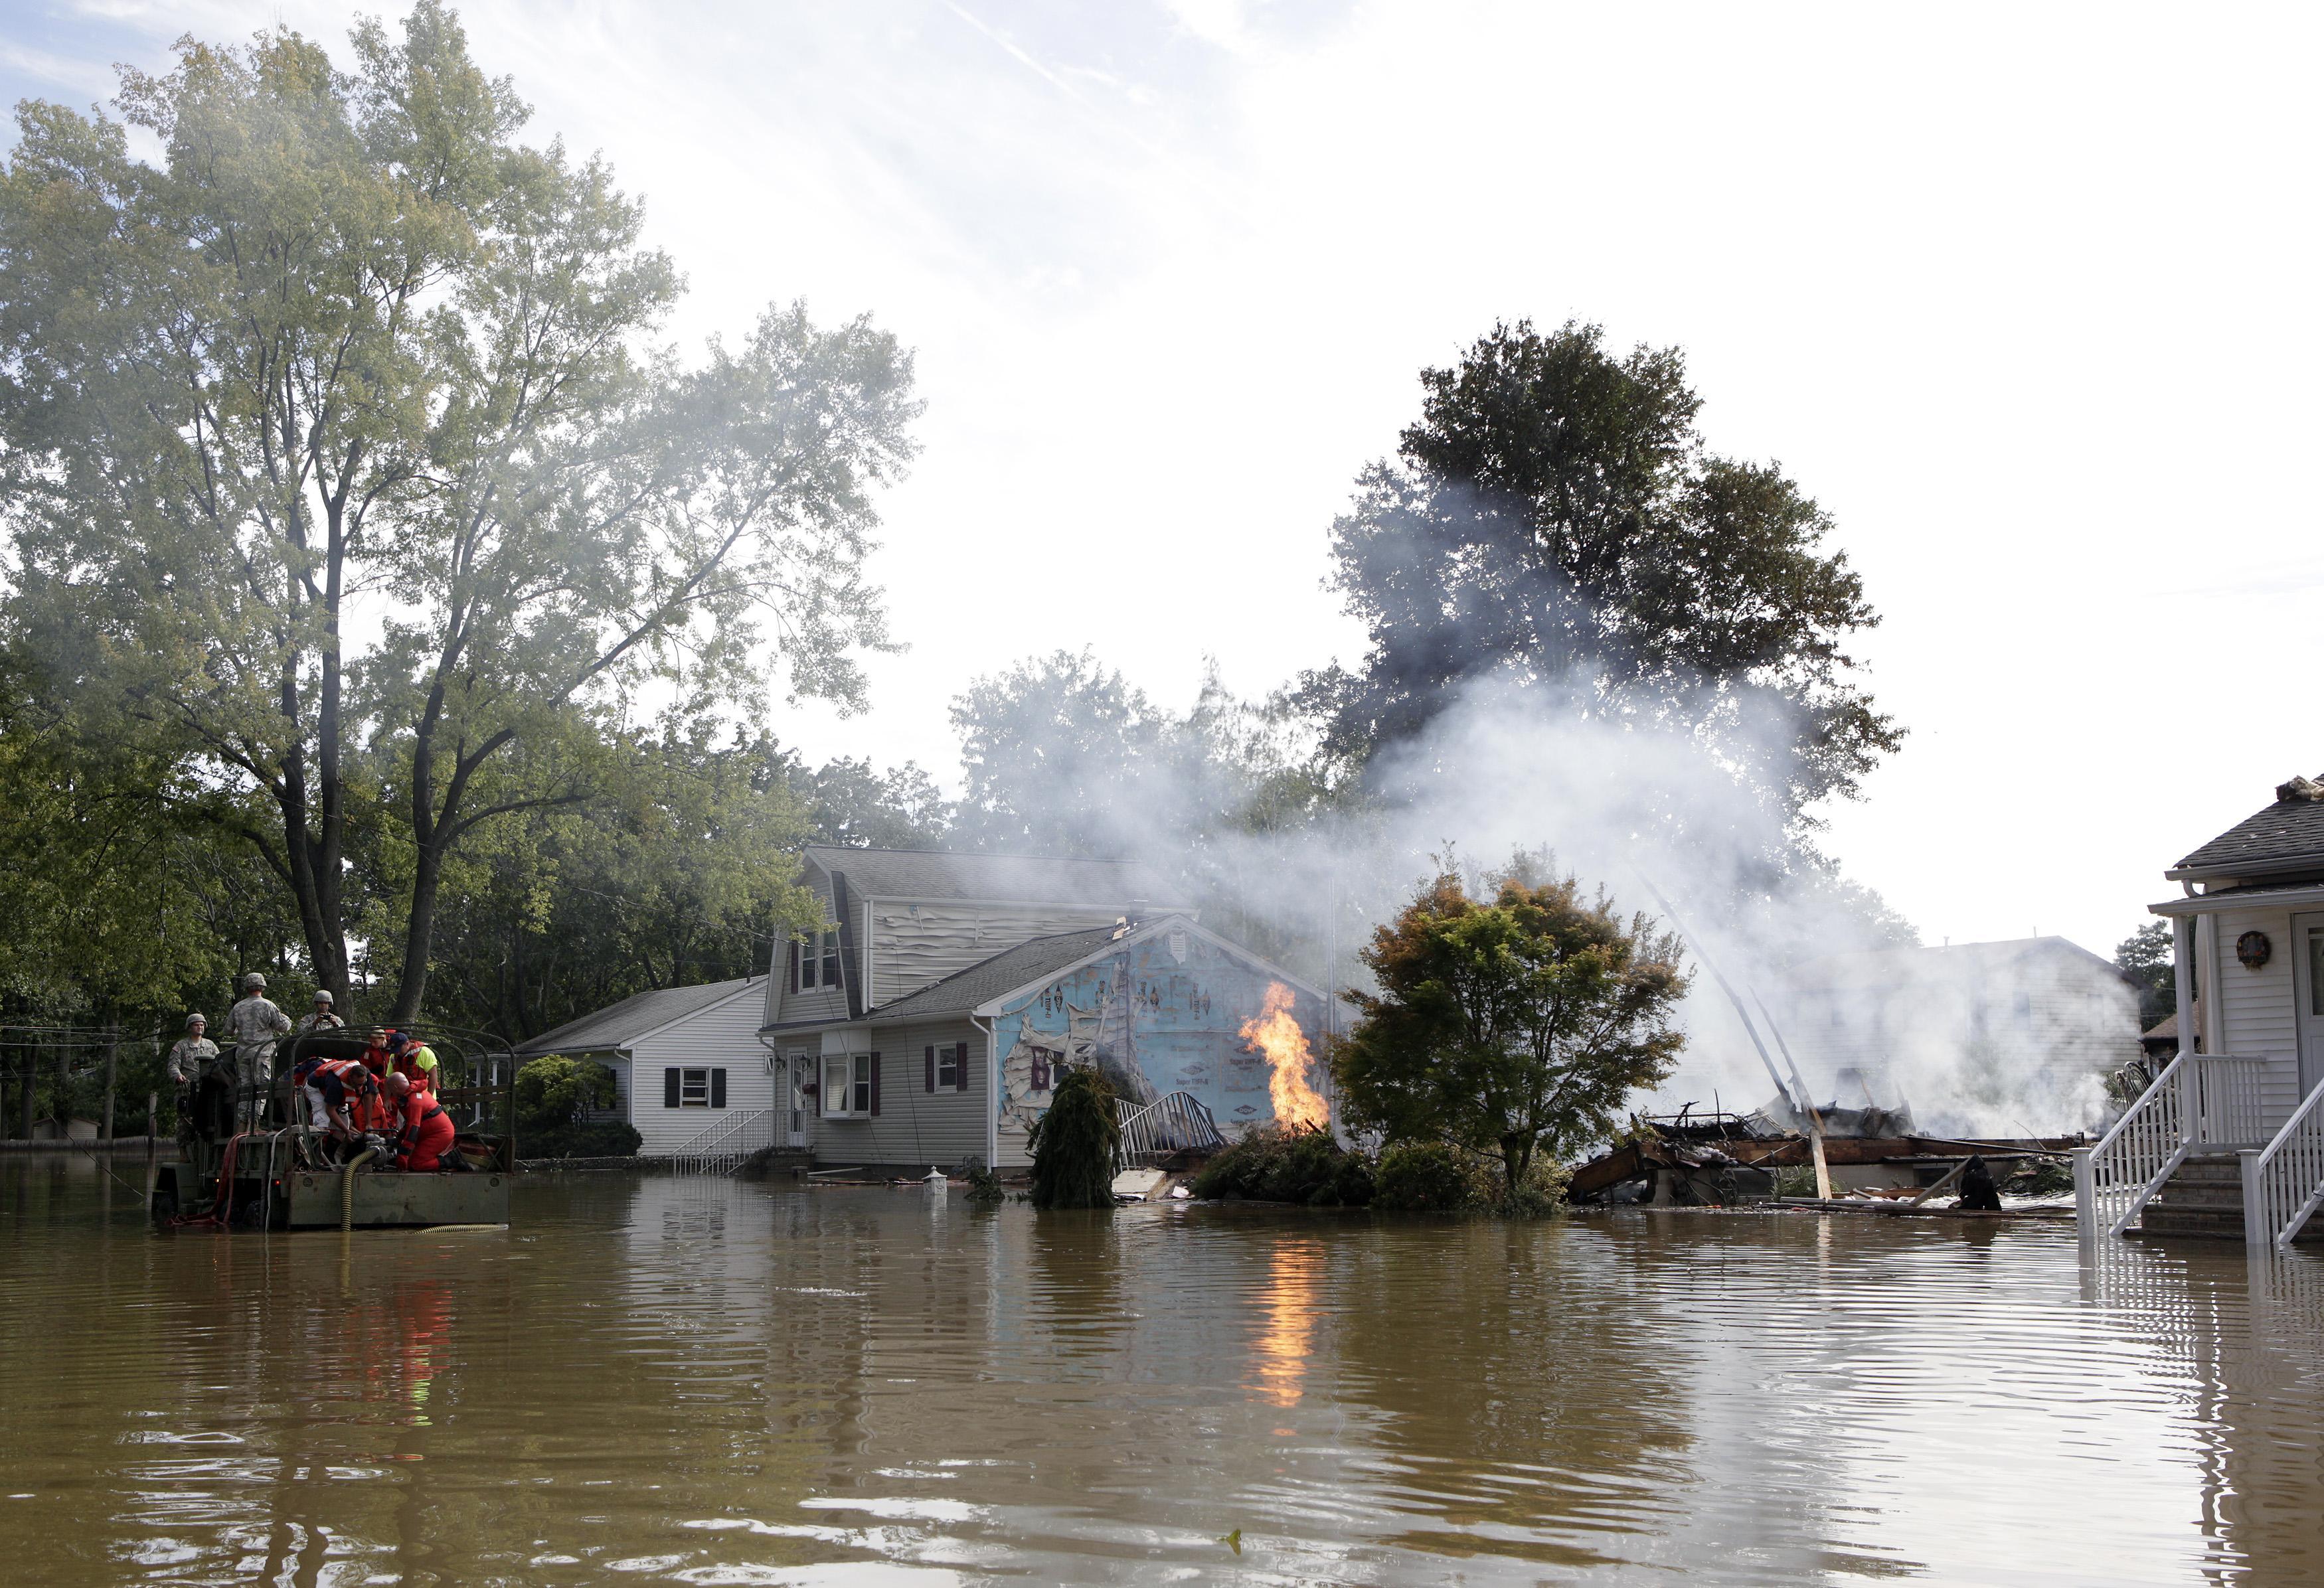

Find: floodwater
3;1162;2323;1587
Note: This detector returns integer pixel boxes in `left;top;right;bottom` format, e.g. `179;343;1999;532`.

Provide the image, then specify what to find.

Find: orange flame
1242;981;1331;1132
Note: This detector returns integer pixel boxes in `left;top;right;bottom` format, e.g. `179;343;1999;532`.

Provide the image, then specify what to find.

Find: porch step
743;1147;815;1178
2139;1154;2246;1241
2137;1152;2324;1242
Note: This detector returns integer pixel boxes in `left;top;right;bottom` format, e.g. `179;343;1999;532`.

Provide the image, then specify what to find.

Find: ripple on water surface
1;1161;2322;1584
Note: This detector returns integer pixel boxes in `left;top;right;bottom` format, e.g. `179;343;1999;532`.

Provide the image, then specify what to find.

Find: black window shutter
710;1068;728;1109
663;1068;680;1108
955;1041;971;1093
788;939;799;993
924;1045;936;1092
869;1052;882;1115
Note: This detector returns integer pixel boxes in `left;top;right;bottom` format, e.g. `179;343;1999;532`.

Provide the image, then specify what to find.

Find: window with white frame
680;1068;710;1107
821;1052;875;1117
796;929;843;991
936;1042;960;1089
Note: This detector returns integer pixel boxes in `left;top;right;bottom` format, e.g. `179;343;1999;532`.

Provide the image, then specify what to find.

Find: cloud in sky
5;0;2319;958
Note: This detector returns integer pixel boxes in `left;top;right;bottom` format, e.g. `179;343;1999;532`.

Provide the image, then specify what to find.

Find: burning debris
1242;982;1331;1133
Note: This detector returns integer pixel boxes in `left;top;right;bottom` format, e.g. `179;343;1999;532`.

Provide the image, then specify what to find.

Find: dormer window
795;929;842;992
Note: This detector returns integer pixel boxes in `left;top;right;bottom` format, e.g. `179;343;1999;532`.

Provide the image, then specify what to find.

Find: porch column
2173;913;2199;1056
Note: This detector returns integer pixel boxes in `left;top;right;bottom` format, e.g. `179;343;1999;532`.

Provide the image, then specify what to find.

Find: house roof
828;923;1131;1026
2169;785;2324;880
766;911;1324;1033
800;845;1187;908
2150;877;2324;917
2143;1012;2179;1042
513;977;758;1058
1784;936;2121;992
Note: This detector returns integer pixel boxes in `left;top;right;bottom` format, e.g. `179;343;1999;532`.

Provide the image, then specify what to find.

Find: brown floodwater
3;1158;2322;1586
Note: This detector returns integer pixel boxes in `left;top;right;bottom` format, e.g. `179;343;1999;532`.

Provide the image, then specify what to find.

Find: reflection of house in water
1774;937;2139;1131
2079;1241;2324;1571
761;847;1329;1174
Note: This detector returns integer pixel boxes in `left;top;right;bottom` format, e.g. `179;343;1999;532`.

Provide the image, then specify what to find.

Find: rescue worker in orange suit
384;1030;441;1099
297;1054;378;1154
382;1072;456;1172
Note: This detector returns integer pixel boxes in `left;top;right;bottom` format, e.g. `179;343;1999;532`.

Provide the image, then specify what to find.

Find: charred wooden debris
1568;1103;2082;1213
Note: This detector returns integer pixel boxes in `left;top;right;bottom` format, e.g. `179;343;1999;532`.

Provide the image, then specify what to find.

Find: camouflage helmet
186;1012;206;1028
243;972;266;992
313;989;333;1006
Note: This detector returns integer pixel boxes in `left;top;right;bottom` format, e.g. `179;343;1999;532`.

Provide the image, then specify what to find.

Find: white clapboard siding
626;982;776;1158
767;977;851;1028
807;1017;989;1169
869;902;1130;1006
2210;904;2307;1118
2213;904;2299;1059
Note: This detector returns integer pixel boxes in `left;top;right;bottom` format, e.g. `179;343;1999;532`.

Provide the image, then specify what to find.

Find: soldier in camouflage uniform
224;973;293;1129
165;1014;228;1143
294;989;345;1039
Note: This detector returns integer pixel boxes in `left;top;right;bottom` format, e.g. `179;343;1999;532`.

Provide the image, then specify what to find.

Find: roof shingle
2169;793;2324;879
801;846;1186;908
841;923;1131;1025
513;977;758;1057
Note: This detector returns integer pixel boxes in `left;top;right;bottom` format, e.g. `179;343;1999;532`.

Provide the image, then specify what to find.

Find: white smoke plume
950;663;2134;1141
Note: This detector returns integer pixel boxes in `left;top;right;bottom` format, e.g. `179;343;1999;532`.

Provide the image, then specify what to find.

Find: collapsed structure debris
1568;1103;2080;1211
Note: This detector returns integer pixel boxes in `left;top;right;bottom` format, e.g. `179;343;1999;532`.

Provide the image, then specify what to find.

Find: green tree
2114;920;2175;1028
0;5;919;1020
392;728;821;1040
1305;321;1897;818
1028;1066;1120;1210
783;752;952;849
1334;854;1689;1200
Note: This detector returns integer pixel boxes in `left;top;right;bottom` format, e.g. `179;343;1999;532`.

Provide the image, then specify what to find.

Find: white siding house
755;848;1329;1176
513;977;774;1158
2082;773;2324;1246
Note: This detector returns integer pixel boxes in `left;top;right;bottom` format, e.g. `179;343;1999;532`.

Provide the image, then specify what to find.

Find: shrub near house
515;1056;641;1159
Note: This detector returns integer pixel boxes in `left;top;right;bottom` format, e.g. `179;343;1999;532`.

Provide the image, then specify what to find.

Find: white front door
2293;914;2324;1096
786;1055;810;1148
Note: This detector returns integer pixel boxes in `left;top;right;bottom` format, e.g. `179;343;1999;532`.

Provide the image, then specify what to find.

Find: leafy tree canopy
0;3;920;1024
1305;320;1898;821
2113;919;2175;1029
1334;852;1689;1198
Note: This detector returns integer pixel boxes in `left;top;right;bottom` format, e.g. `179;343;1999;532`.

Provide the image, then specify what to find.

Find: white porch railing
1115;1091;1226;1172
2241;1077;2324;1249
669;1108;773;1175
2076;1054;2276;1239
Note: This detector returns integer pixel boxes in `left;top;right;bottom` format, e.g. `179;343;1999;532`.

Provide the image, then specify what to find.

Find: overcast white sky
7;0;2319;960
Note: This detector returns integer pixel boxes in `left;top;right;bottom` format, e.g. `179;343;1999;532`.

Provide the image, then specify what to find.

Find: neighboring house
760;846;1328;1176
1773;937;2140;1130
512;976;771;1158
2148;773;2324;1103
2080;773;2324;1247
2141;1013;2181;1062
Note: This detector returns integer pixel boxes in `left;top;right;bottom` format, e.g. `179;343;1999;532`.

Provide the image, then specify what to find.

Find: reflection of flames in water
1255;1240;1323;1409
1242;981;1331;1131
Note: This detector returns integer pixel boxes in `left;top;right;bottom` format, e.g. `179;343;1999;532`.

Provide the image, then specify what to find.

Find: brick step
2152;1186;2244;1210
2139;1206;2248;1237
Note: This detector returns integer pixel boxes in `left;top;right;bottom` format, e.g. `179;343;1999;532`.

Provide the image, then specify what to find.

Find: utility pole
102;1030;119;1142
